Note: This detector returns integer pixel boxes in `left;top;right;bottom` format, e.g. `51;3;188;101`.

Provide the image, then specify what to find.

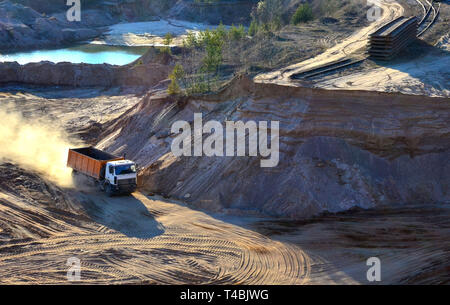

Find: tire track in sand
0;191;310;284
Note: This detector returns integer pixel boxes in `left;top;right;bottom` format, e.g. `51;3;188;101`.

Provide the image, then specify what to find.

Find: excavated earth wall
96;75;450;218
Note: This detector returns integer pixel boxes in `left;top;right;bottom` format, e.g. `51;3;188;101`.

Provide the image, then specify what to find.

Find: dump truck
67;147;137;196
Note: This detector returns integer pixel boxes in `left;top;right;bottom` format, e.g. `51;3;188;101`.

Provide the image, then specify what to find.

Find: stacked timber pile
368;16;418;60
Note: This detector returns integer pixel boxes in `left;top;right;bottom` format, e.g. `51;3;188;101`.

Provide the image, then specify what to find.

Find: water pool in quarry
0;44;148;65
0;19;216;65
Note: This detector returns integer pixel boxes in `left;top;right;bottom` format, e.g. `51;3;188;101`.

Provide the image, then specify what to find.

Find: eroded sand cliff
97;75;449;218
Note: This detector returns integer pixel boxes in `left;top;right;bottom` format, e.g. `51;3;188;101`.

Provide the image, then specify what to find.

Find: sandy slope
0;87;310;285
99;77;449;219
1;165;447;284
0;179;310;284
0;68;448;285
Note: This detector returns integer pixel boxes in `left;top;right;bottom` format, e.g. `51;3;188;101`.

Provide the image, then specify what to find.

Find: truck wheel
105;184;113;197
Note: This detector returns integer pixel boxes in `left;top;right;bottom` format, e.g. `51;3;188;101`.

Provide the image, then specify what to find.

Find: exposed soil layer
0;81;448;284
0;0;176;52
0;1;105;52
251;203;450;284
0;53;172;87
97;76;449;218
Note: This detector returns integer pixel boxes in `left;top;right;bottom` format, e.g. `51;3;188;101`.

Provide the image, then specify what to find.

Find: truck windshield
114;164;136;175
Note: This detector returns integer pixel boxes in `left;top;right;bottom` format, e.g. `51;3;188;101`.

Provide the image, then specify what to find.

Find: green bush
291;3;314;24
229;24;246;41
183;31;198;48
248;20;258;36
168;64;185;95
164;33;173;45
186;79;209;95
161;32;173;54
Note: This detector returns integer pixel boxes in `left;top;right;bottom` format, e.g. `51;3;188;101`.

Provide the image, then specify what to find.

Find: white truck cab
104;160;138;195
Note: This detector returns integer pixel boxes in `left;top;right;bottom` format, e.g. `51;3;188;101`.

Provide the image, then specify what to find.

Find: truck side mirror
109;166;114;174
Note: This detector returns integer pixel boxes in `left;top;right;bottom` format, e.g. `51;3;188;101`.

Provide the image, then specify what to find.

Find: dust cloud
0;106;79;187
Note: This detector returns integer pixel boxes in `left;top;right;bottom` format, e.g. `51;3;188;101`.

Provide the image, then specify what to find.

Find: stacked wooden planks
368;16;418;60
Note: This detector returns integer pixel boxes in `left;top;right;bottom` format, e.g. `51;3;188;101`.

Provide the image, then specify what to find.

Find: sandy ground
0;86;448;284
0;183;310;284
315;50;449;97
2;180;448;284
251;204;450;284
91;19;216;47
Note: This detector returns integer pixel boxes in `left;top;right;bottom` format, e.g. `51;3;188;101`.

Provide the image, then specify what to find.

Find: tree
162;32;174;54
291;3;314;25
248;19;258;37
168;64;185;95
229;24;246;41
256;0;283;24
164;32;174;46
200;29;224;74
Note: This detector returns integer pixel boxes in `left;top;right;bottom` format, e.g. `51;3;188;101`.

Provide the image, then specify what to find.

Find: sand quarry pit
0;82;448;284
0;0;448;285
0;162;448;284
0;87;310;284
0;168;310;284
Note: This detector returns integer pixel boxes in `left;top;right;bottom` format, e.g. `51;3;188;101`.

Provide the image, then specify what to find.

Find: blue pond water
0;44;148;65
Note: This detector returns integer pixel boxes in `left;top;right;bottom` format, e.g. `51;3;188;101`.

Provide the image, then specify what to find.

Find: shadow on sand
77;191;164;239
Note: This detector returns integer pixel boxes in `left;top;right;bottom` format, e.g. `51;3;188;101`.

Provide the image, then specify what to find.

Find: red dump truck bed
67;147;124;180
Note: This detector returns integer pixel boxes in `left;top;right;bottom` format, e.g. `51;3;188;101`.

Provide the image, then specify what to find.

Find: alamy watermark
66;0;81;22
366;257;381;282
171;113;280;168
67;257;81;281
367;0;404;22
367;0;383;22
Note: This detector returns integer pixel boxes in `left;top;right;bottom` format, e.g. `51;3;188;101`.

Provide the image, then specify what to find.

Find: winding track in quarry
254;0;405;85
254;0;448;98
2;0;448;285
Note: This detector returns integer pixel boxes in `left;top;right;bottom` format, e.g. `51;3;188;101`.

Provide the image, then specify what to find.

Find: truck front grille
118;178;136;186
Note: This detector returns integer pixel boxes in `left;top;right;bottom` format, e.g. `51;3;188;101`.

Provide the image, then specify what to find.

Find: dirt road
254;0;405;85
0;176;310;284
1;166;447;284
0;88;311;284
314;51;449;97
